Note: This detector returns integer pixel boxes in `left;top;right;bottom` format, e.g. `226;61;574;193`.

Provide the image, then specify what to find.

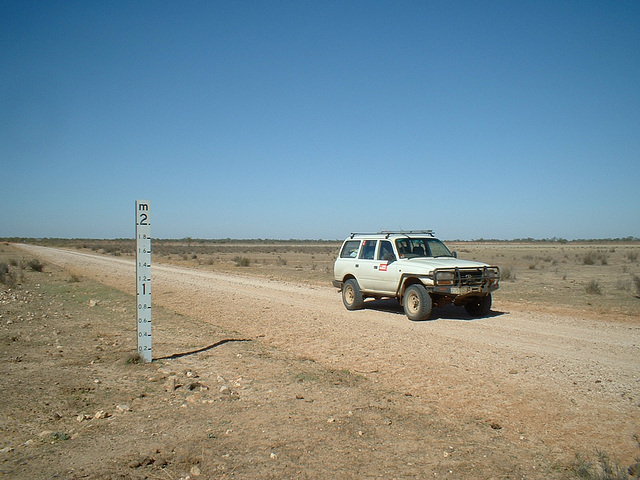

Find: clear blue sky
2;1;639;240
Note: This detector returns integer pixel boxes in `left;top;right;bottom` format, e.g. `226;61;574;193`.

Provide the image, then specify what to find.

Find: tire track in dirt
18;244;640;463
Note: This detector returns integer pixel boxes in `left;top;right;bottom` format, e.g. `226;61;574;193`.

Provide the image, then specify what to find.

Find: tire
403;284;432;321
464;294;492;317
342;278;364;310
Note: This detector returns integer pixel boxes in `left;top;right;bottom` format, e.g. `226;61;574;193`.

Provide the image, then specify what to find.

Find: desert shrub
27;258;44;272
103;246;121;256
586;279;602;295
627;252;639;262
233;256;251;267
583;251;608;266
633;275;640;297
501;266;516;281
0;263;19;288
0;262;9;283
615;279;630;291
573;451;636;480
68;273;81;283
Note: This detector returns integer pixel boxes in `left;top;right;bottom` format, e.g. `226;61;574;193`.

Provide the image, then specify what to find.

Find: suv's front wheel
403;284;432;321
342;278;364;310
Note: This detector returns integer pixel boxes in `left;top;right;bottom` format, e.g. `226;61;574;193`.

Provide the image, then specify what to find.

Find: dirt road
17;244;640;466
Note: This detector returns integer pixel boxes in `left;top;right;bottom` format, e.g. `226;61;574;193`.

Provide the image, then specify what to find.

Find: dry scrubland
1;239;640;480
27;238;640;318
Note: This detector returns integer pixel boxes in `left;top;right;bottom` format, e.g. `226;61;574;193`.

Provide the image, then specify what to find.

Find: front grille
457;269;485;286
433;266;500;288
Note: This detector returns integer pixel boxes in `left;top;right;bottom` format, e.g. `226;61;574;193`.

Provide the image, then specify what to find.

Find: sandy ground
3;244;640;479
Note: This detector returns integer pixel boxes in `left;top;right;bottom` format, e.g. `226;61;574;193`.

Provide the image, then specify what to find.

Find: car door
334;239;361;283
356;240;379;292
371;240;401;294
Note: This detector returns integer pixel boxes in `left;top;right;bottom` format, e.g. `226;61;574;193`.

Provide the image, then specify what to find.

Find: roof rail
350;230;435;239
380;230;435;237
349;232;376;238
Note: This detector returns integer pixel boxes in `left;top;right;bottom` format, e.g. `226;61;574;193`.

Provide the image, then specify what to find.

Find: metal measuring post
135;200;152;362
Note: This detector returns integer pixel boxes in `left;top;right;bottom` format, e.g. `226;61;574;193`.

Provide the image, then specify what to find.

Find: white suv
333;231;500;320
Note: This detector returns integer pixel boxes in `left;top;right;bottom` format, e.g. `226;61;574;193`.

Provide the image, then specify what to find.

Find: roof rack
350;230;435;239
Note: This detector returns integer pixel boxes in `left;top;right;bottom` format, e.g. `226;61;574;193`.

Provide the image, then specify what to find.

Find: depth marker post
135;200;152;362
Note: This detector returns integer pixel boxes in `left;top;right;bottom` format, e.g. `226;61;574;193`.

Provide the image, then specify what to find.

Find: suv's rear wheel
464;294;492;317
403;284;432;321
342;279;364;310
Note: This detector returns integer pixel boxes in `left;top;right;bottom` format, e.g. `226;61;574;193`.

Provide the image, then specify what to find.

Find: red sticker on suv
379;263;388;271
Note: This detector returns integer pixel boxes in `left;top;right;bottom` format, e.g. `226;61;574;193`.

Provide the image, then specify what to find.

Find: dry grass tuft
583;251;608;266
27;258;45;272
586;279;602;295
633;275;640;298
233;256;251;267
573;451;639;480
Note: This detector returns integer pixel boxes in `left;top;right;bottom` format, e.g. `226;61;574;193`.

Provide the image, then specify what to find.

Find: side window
340;240;361;258
396;239;410;257
377;240;395;260
359;240;377;260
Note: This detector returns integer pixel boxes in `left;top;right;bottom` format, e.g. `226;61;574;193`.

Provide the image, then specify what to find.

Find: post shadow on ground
154;338;252;361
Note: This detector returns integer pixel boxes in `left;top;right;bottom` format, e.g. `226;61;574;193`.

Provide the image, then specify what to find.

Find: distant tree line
2;236;639;244
449;237;639;243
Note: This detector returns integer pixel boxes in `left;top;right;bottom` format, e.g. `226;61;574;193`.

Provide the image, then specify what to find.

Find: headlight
485;267;500;279
435;271;455;285
484;267;500;286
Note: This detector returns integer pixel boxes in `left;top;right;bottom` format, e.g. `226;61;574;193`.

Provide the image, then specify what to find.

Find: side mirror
452;251;458;258
383;252;396;262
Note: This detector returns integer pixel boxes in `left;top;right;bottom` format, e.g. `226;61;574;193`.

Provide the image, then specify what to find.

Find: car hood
398;257;489;271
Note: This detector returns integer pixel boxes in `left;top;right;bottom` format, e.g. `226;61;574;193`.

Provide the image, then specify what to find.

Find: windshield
395;238;453;258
